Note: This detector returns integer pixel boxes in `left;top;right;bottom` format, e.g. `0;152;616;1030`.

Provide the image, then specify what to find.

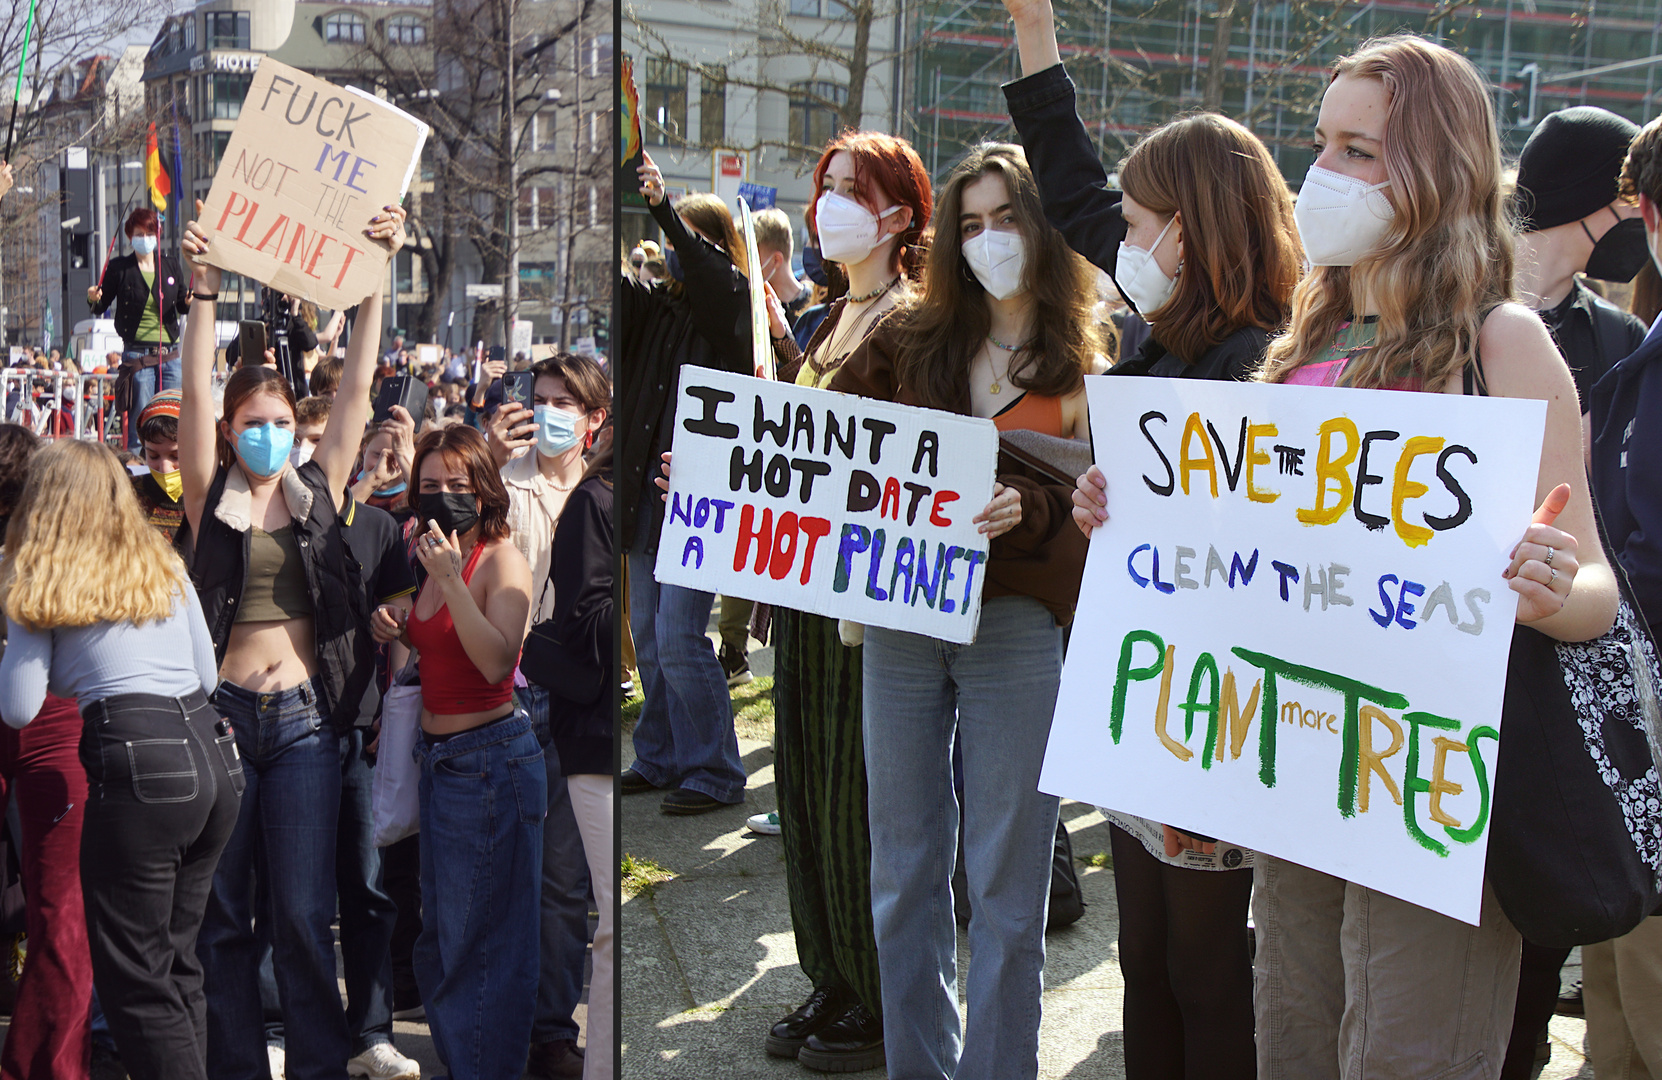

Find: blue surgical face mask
802;245;829;287
373;481;408;498
535;404;582;457
666;249;684;282
131;234;158;255
235;423;294;478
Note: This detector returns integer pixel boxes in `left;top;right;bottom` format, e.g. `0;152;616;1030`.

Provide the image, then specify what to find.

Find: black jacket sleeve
648;198;750;371
165;255;191;318
1004;63;1128;281
546;477;614;774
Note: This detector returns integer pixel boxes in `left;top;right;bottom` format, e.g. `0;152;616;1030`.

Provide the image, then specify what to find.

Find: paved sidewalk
622;629;1593;1079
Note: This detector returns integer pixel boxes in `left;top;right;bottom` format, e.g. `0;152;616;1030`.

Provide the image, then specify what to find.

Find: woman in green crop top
236;527;314;622
176;198;407;1079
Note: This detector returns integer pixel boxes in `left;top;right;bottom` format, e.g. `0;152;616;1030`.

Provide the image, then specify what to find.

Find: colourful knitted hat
138;388;183;427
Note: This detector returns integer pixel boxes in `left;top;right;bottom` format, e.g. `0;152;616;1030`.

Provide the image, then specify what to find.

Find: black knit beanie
1514;106;1641;232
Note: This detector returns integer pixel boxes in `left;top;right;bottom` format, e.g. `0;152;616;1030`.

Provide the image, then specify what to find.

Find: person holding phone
176;198;404;1080
480;351;608;1073
369;424;542;1080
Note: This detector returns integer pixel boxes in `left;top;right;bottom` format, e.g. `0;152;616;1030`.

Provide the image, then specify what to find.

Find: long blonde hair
1261;35;1515;388
0;440;187;631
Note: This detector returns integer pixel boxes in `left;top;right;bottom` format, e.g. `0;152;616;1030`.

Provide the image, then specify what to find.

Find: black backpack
952;816;1087;934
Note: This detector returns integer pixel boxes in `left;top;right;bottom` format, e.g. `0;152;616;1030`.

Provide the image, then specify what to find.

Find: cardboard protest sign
655;367;998;643
1041;377;1547;923
198;58;428;311
738;198;775;380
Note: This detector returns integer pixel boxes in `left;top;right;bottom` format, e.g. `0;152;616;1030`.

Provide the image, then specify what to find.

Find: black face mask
1584;215;1650;283
418;492;479;539
666;249;684;282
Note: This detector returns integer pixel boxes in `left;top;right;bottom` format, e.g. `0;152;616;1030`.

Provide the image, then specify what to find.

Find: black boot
765;986;849;1057
797;1002;885;1073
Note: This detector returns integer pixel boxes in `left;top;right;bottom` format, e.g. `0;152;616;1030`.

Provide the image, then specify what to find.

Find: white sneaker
347;1042;420;1080
267;1043;285;1080
747;810;781;835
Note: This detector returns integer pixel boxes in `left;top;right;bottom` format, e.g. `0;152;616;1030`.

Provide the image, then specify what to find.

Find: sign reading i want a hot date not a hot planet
1041;376;1548;925
196;58;429;310
654;367;999;644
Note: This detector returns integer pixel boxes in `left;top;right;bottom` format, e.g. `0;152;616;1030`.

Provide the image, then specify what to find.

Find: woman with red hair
749;130;933;1074
88;207;191;453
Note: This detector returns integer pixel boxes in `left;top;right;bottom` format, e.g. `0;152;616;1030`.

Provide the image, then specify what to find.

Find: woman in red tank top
369;425;543;1079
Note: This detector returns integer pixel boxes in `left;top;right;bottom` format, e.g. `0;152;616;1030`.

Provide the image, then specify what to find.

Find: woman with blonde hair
1209;34;1604;1076
0;437;239;1080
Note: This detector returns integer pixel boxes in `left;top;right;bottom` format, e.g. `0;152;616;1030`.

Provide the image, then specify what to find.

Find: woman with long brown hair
0;438;239;1080
177;198;401;1080
825;140;1096;1080
1002;0;1301;1073
370;424;541;1079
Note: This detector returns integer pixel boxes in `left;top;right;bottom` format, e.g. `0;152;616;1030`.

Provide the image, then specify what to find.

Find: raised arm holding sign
196;58;428;312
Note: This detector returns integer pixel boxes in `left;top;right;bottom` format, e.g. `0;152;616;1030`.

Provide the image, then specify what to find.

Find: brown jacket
826;320;1088;625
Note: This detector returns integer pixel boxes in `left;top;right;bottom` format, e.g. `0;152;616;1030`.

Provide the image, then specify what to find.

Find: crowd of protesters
619;7;1662;1078
0;167;614;1080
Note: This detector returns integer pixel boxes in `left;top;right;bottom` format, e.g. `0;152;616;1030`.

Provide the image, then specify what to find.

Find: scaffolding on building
908;0;1662;181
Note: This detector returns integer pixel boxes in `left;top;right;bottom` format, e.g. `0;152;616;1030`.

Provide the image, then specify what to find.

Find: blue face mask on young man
235;423;294;478
534;405;582;457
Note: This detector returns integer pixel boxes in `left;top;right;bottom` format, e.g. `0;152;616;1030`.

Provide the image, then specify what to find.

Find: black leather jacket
186;461;373;734
91;253;191;349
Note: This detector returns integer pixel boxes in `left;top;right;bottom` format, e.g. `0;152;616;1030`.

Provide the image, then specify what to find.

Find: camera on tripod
237;286;309;401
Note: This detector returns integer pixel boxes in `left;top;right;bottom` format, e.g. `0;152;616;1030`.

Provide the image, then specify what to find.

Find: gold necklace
986;334;1025;395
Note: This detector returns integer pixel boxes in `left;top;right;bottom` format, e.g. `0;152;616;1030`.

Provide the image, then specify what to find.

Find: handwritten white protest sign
655;367;998;643
1041;377;1547;923
198;58;428;310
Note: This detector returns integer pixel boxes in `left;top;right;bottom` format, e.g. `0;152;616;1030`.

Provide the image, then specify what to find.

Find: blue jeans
626;540;746;802
415;712;546;1080
198;678;349;1080
257;729;400;1054
126;352;180;451
862;596;1063;1080
519;685;591;1045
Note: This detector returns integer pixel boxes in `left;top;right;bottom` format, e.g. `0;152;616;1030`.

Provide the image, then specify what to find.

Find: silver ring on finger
1549;567;1557;587
1545;546;1555;566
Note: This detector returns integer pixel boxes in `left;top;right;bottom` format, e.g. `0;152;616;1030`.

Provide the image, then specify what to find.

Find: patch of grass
619;672;774;743
1078;851;1111;869
730;675;775;741
622;852;675;898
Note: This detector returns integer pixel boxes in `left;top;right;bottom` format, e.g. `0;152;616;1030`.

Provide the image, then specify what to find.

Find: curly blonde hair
0;439;187;631
1260;34;1515;388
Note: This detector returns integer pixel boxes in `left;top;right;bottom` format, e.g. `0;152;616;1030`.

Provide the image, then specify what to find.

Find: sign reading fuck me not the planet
197;58;429;311
1041;377;1547;924
654;367;998;644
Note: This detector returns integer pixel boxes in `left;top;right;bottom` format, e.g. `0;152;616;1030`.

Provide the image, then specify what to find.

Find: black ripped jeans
79;689;243;1080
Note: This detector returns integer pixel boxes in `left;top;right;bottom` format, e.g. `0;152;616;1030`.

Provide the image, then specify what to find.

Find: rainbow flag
145;122;170;212
620;55;642;168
